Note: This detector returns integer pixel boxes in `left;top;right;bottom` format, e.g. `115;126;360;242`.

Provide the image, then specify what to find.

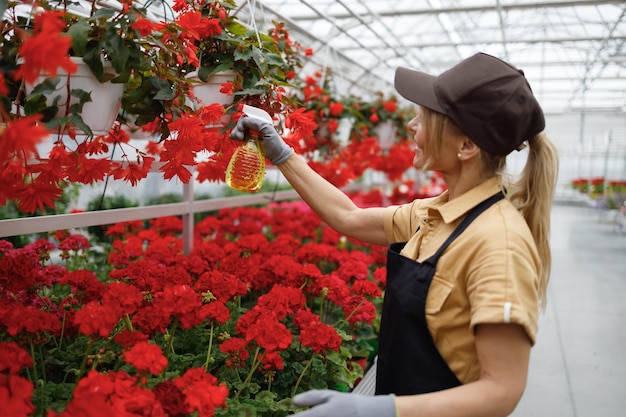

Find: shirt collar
430;177;503;224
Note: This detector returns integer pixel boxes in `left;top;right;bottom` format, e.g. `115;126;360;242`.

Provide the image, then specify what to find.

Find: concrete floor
511;203;626;417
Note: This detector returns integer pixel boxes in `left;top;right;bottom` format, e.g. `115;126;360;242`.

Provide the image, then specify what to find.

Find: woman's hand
292;390;396;417
230;115;293;165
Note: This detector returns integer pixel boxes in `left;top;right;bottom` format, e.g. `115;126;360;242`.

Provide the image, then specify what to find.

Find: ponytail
507;133;559;309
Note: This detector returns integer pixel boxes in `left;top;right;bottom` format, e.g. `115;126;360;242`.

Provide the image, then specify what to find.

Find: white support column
182;180;194;255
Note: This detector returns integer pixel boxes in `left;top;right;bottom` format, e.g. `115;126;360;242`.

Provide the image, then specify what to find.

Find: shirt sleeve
383;202;418;244
465;210;541;345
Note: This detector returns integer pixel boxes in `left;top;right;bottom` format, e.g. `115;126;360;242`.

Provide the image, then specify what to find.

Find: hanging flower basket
186;69;236;108
373;120;397;151
186;69;236;129
26;57;124;136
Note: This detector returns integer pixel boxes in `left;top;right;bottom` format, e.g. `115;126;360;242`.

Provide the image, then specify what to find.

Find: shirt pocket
426;276;454;315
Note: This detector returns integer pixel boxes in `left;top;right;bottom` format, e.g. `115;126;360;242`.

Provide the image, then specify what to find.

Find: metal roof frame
237;0;626;114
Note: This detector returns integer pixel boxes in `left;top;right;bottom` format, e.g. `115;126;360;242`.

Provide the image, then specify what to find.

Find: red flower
124;342;168;375
0;374;35;417
0;72;8;95
202;301;230;324
102;282;144;315
256;285;305;320
194;270;248;303
383;100;397;113
110;156;155;186
176;11;221;40
153;381;189;417
262;351;284;371
154;284;205;329
173;368;228;417
351;280;382;298
73;301;122;338
13;11;77;85
133;305;173;337
244;312;292;352
219;337;250;368
0;342;32;373
328;101;344;117
114;330;149;349
14;182;64;214
51;370;167;417
58;234;90;252
132;18;162;36
299;321;342;354
284;108;317;150
293;309;320;330
149;216;183;236
372;267;387;286
60;270;106;303
218;81;234;96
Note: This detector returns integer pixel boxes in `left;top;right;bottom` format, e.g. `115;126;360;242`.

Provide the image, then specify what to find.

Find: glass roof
235;0;626;114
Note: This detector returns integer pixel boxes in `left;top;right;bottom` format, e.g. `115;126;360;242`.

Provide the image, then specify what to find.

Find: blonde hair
422;107;559;308
497;133;559;308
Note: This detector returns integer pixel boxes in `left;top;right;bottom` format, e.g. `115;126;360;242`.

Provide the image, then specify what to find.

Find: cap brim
394;67;444;113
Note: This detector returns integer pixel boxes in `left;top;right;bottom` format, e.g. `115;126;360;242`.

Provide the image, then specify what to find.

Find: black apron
375;193;504;395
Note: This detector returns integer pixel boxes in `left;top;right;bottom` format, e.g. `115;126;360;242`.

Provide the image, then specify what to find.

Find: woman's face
407;110;428;170
407;108;463;173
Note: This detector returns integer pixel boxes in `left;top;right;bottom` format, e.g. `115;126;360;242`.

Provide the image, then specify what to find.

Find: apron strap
424;192;505;266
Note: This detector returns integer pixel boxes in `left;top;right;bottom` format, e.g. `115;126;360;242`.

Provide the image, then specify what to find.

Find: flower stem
29;339;39;384
77;338;94;380
165;319;179;362
292;355;315;398
234;347;262;401
204;322;215;371
58;311;67;350
124;314;134;332
338;299;365;326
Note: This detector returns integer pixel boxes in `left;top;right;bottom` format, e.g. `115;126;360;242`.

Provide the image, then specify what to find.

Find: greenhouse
1;0;624;416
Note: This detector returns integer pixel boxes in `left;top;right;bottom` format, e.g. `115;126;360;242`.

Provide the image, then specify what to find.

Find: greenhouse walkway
511;202;626;417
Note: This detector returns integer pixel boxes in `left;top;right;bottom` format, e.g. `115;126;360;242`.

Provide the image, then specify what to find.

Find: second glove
292;389;397;417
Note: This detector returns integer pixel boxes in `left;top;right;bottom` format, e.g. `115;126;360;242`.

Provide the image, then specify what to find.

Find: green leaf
226;21;249;37
69;89;93;114
23;94;53;119
91;7;116;19
28;78;61;96
153;84;175;101
198;62;234;81
68;114;94;137
234;47;254;63
101;29;129;74
83;49;104;80
255;390;277;403
67;20;91;57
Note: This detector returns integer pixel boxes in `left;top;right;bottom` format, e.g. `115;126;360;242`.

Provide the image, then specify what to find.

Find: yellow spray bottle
225;105;273;193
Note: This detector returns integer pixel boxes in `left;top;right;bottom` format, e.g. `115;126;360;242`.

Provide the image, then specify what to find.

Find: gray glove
292;390;397;417
230;115;293;165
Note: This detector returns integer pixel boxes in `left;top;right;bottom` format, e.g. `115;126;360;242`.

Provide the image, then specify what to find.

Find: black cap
394;52;545;155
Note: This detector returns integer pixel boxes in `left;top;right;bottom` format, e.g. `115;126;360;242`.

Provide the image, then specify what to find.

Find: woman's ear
458;139;481;160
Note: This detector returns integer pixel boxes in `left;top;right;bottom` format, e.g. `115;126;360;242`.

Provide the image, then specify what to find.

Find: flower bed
0;198;391;416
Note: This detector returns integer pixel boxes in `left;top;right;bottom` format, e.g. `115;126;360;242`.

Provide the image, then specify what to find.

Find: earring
457;153;462;158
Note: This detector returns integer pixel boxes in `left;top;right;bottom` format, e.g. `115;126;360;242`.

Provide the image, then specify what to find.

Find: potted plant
148;0;311;185
0;0;312;213
0;200;387;416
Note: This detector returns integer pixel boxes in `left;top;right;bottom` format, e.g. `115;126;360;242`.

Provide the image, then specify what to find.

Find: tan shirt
383;177;540;384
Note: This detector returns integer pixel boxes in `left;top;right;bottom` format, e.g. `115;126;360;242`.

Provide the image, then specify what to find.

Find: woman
231;52;558;417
